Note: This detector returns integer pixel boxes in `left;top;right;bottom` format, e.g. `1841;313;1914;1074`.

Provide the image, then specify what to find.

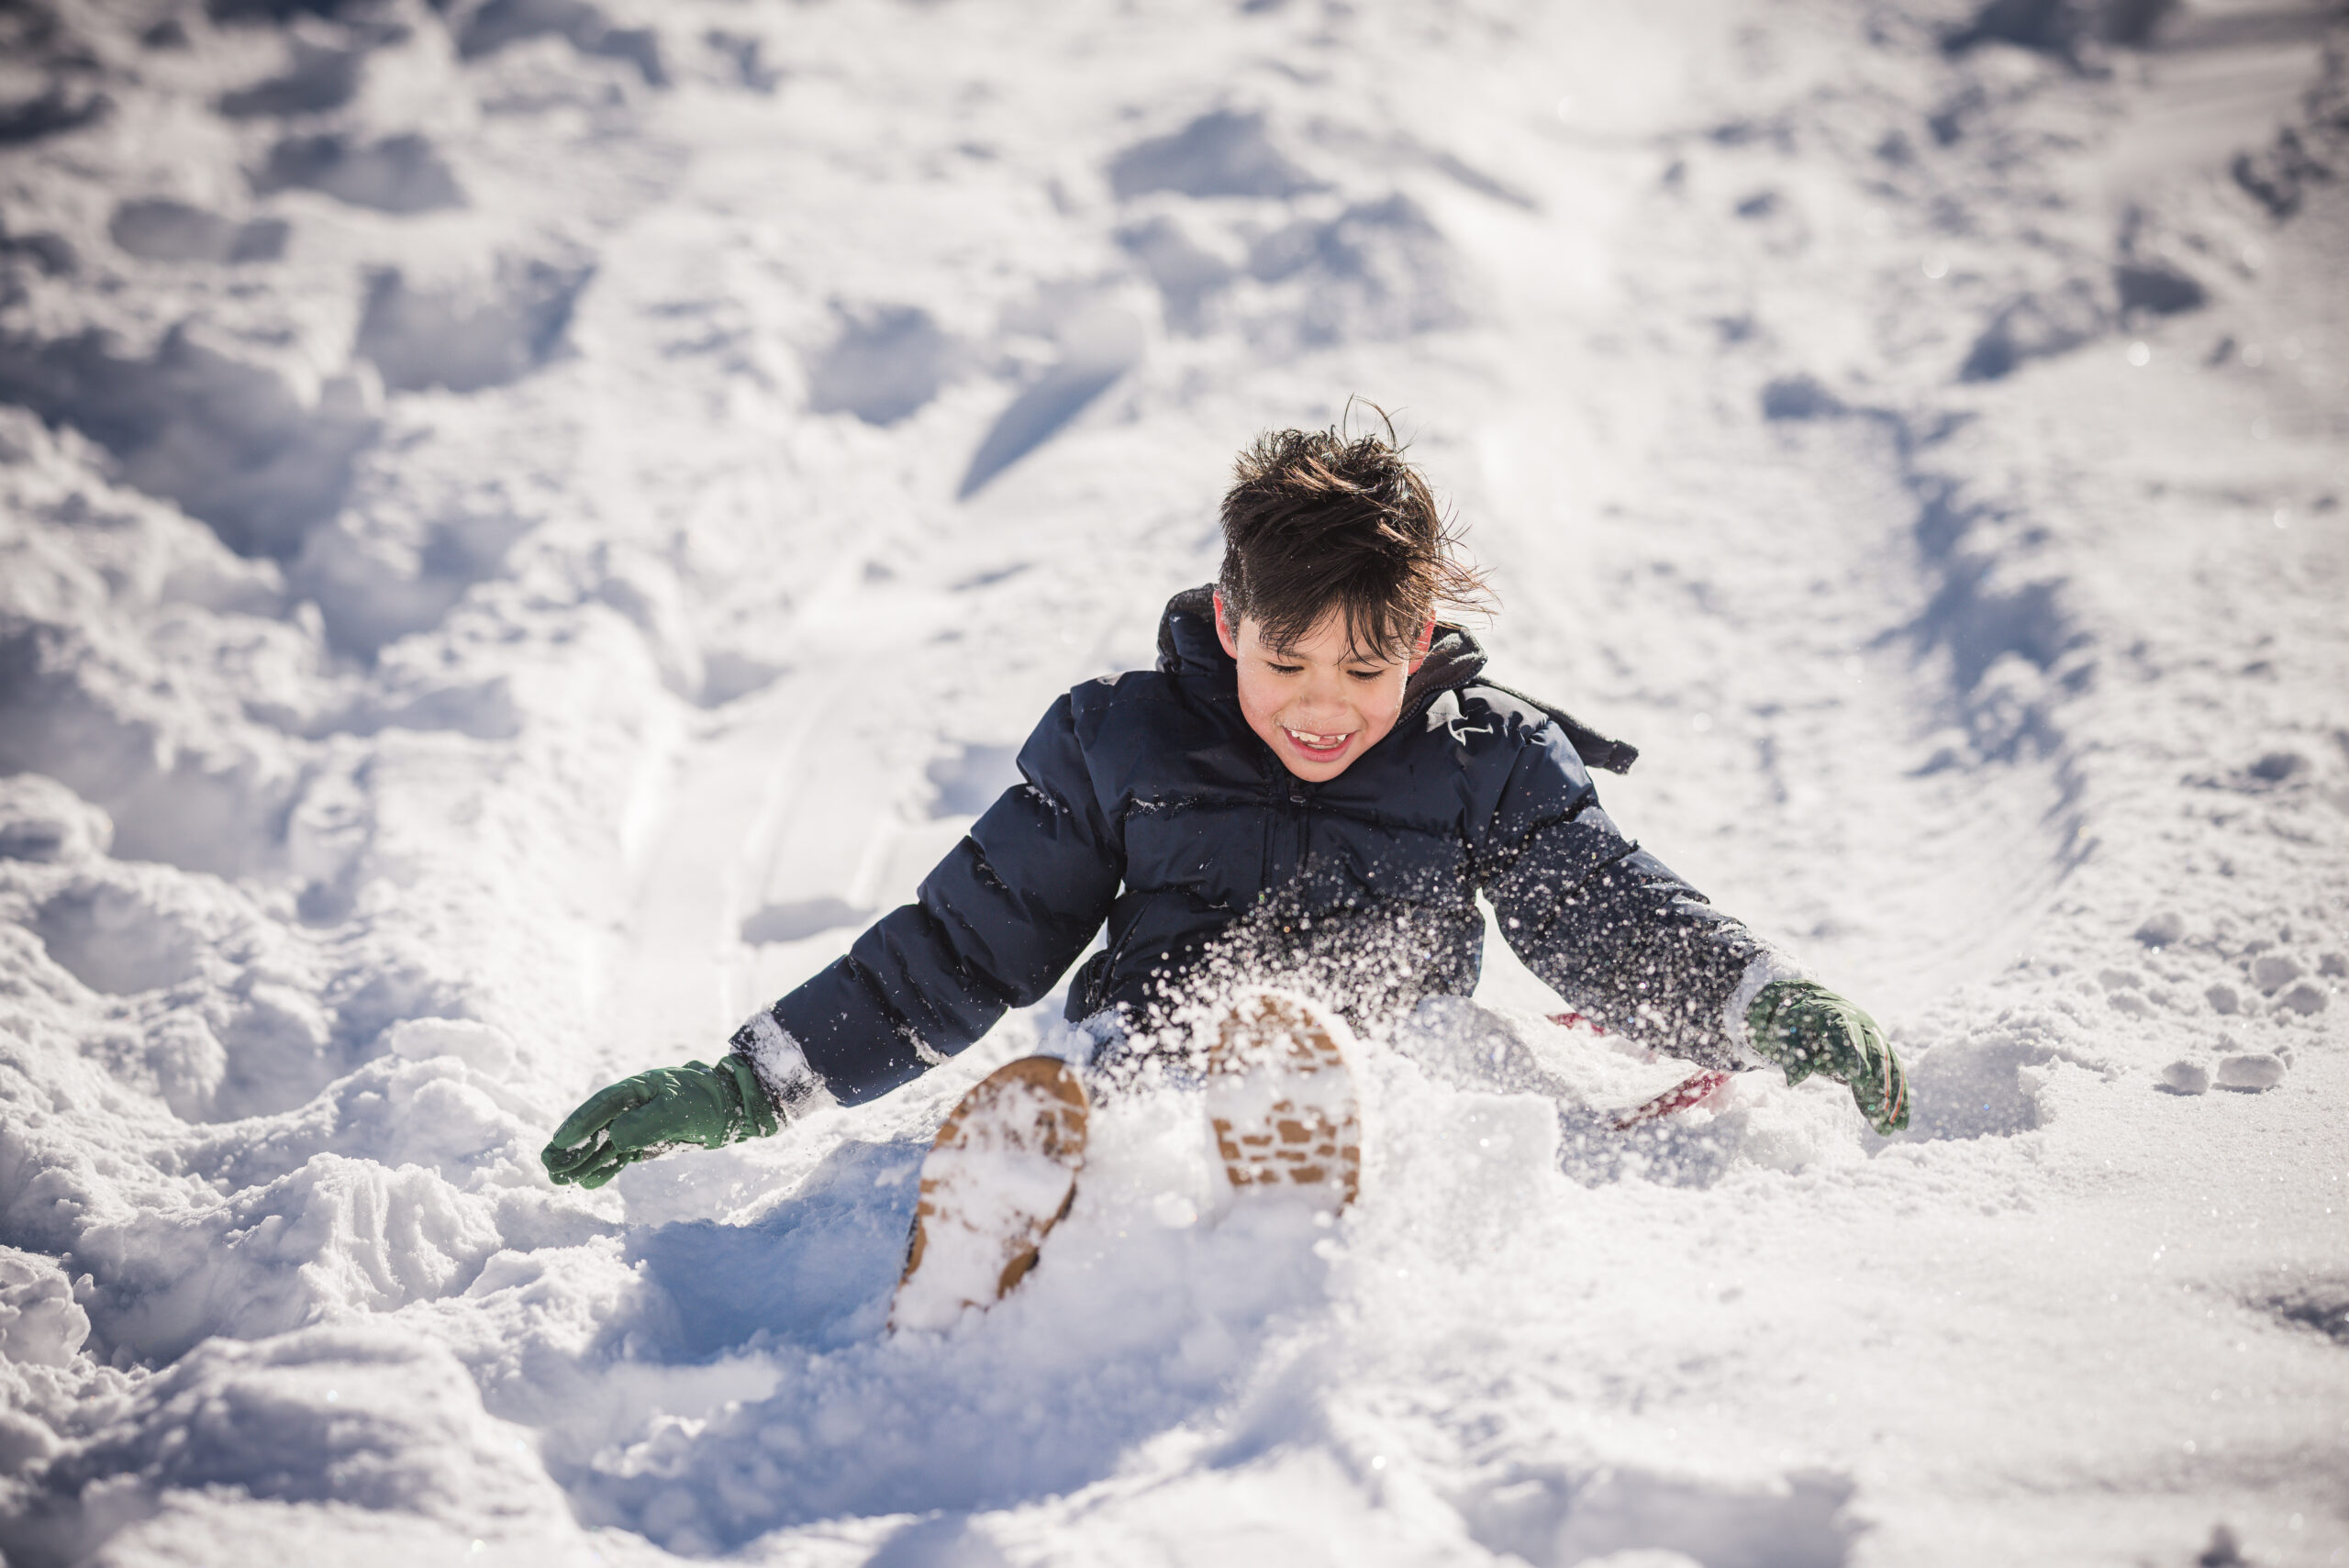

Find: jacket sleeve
765;692;1124;1104
1474;717;1774;1069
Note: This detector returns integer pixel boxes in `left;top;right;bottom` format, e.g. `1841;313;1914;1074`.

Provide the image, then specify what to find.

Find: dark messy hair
1217;409;1490;660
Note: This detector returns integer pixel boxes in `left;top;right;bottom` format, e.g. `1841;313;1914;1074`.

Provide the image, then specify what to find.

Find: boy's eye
1268;662;1303;674
1347;669;1382;682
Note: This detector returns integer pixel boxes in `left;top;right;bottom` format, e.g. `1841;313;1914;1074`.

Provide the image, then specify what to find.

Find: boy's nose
1291;689;1352;724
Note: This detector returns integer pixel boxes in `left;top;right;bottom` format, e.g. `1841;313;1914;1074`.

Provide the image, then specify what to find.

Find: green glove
540;1054;780;1188
1745;980;1909;1135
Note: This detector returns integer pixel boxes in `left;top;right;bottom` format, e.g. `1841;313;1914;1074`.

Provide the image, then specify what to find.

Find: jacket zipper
1292;779;1310;872
1260;775;1279;906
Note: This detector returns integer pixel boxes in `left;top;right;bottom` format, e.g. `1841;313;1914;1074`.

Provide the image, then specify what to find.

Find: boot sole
888;1055;1089;1333
1204;989;1361;1207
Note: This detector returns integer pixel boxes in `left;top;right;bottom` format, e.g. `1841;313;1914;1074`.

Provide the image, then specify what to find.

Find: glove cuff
728;1006;831;1121
718;1055;781;1140
1724;950;1811;1066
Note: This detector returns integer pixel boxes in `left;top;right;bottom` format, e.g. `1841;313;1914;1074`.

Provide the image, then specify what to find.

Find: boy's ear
1408;618;1435;674
1211;590;1241;660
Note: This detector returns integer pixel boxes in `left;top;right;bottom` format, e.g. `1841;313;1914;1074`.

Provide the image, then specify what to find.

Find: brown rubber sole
1204;990;1362;1207
888;1055;1089;1333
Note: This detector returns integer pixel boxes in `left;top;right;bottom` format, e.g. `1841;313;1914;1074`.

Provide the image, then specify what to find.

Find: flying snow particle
2127;340;2151;367
1922;258;1949;280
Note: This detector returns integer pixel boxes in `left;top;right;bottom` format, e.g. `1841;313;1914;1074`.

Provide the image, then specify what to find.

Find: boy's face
1214;591;1435;782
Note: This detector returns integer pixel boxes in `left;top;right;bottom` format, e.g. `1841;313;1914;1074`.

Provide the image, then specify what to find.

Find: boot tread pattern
889;1055;1088;1332
1205;991;1362;1207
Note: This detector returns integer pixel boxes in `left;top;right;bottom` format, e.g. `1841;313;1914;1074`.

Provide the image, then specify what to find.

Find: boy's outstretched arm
763;690;1123;1098
542;694;1124;1184
1475;708;1909;1134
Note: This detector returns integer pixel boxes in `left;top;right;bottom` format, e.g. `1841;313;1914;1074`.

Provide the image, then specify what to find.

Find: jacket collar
1156;584;1228;674
1154;584;1487;712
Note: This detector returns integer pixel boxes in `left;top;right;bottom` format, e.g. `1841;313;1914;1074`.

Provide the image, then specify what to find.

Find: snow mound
1108;108;1325;202
106;200;286;267
0;775;111;864
0;324;377;559
355;254;593;395
251;133;465;217
9;1325;573;1565
807;306;958;428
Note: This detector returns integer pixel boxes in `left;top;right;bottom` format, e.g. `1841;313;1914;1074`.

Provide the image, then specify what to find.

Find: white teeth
1286;728;1349;747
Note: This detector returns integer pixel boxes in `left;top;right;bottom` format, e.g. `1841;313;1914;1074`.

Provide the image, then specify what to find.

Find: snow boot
888;1055;1089;1333
1203;989;1362;1207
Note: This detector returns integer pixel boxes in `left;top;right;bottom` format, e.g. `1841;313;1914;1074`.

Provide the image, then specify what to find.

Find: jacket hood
1154;584;1487;711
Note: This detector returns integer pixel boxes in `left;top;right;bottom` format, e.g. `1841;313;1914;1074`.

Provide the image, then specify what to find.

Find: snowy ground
2;0;2345;1563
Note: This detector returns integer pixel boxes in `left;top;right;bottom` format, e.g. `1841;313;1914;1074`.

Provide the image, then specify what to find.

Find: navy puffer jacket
760;587;1767;1104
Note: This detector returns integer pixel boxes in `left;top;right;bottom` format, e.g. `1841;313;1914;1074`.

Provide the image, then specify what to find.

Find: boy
541;424;1909;1320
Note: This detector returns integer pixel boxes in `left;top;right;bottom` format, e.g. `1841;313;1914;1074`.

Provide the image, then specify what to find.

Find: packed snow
1;0;2345;1564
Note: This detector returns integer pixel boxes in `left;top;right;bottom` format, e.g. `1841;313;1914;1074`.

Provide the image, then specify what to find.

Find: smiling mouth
1282;726;1355;756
